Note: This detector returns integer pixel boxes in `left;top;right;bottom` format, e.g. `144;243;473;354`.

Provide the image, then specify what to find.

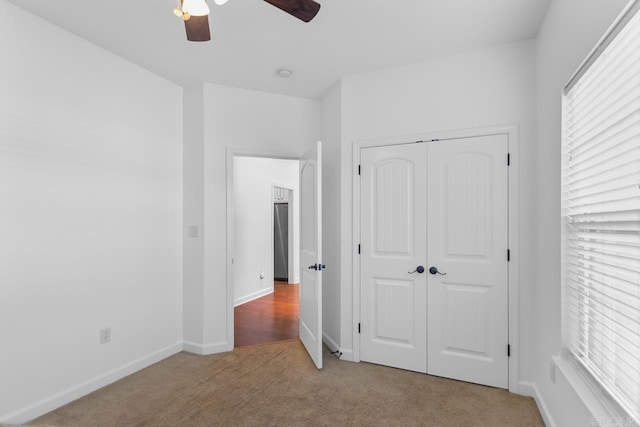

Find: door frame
351;124;520;392
225;147;303;349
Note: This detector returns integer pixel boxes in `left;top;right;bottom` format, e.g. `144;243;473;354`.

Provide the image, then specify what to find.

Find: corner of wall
518;381;557;427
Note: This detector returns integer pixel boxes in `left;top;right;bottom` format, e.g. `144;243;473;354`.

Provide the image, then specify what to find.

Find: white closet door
426;135;509;388
360;142;428;373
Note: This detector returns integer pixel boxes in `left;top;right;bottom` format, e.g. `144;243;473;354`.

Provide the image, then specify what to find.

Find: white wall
182;83;320;352
533;1;629;425
183;84;206;348
0;1;183;423
338;40;537;385
233;157;299;306
320;82;343;350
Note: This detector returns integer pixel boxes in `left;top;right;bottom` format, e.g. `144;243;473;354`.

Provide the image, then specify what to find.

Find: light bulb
182;11;191;20
214;0;228;5
182;0;210;16
173;7;183;17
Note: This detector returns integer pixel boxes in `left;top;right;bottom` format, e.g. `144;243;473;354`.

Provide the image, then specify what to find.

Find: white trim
322;331;340;353
0;342;182;425
351;124;520;392
552;355;622;424
338;348;354;362
234;287;274;307
519;381;557;427
182;340;230;355
564;0;640;93
226;147;304;353
182;340;204;354
322;332;355;362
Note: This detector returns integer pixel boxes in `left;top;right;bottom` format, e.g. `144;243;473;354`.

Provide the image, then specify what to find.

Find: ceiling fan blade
263;0;321;23
184;15;211;41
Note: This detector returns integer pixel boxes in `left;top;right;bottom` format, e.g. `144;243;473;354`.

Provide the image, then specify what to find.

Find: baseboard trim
182;340;230;355
321;333;355;362
233;288;273;307
519;381;556;427
0;341;182;425
338;348;354;362
322;332;340;353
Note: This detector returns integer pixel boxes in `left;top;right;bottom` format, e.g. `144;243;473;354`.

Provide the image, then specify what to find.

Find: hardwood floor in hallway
234;281;299;347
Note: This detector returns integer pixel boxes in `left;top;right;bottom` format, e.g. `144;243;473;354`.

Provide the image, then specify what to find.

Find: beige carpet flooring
29;340;544;427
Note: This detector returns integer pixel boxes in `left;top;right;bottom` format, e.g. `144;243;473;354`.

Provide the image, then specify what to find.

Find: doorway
225;144;324;368
356;132;515;389
232;156;300;348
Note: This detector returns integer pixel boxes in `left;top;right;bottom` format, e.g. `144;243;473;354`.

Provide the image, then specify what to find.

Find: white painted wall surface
196;83;320;351
533;1;629;425
183;84;206;348
0;1;183;423
233;157;299;305
320;82;343;351
339;41;537;386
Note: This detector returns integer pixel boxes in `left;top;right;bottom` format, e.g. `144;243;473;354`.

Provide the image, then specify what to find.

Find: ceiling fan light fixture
182;0;210;16
176;0;320;42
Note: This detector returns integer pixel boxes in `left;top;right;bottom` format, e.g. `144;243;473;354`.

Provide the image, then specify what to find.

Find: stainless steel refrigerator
274;203;288;281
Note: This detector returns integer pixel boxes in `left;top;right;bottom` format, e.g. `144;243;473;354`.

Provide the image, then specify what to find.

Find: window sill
552;356;638;427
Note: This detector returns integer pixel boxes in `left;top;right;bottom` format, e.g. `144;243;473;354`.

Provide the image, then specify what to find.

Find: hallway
234;282;299;347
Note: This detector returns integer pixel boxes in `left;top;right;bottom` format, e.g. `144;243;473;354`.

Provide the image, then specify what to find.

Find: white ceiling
8;0;551;99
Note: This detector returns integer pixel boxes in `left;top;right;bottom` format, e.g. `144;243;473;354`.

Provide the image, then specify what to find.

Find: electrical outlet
550;359;556;384
100;328;111;344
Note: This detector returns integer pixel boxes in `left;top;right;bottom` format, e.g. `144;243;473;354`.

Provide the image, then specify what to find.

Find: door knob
308;264;327;271
408;265;425;274
429;266;446;275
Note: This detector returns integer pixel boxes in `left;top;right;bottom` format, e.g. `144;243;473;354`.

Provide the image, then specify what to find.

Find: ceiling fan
174;0;321;42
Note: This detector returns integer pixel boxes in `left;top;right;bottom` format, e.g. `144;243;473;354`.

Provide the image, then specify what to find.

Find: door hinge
358;244;361;254
358;323;361;334
358;165;361;175
508;344;511;357
507;249;511;262
507;153;511;166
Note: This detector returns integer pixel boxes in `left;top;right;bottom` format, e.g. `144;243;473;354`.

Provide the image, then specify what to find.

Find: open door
299;141;323;369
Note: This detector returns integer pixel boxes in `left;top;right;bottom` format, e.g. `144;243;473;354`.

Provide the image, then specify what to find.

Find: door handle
308;264;327;271
429;266;446;275
408;265;425;274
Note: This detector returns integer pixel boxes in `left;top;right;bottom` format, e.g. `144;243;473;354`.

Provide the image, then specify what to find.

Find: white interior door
299;141;323;369
360;143;428;373
426;135;509;388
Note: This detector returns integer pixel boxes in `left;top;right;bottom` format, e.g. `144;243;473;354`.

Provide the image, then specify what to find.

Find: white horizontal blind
562;4;640;423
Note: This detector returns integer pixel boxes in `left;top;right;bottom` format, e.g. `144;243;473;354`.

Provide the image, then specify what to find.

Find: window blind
562;2;640;423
